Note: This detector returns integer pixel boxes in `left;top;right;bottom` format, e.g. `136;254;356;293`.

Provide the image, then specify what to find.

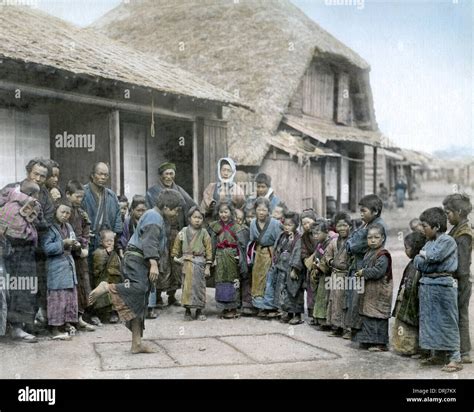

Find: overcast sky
31;0;473;155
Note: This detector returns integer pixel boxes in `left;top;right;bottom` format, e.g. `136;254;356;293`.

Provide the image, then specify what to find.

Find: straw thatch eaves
92;0;372;166
269;131;340;167
0;5;248;109
283;114;381;146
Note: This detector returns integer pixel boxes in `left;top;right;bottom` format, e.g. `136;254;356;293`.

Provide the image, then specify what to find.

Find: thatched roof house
0;6;248;198
92;0;380;168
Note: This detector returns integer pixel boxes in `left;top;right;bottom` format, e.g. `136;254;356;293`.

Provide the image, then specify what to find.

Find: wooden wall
0;107;50;188
260;152;324;216
302;62;334;120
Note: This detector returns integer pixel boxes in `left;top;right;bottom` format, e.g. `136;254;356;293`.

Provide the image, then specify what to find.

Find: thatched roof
0;6;247;108
269;131;340;166
283;115;382;146
92;0;372;166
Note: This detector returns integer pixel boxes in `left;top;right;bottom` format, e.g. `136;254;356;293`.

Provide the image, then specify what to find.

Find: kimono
41;223;78;326
208;220;247;310
171;226;212;309
68;206;91;316
82;183;123;253
239;224;252;309
249;217;282;309
92;246;122;318
353;248;393;346
0;244;7;335
200;157;245;216
392;260;420;355
448;219;472;356
311;237;331;324
301;231;318;315
345;216;387;331
261;231;303;313
109;209;167;332
414;234;460;354
318;236;350;329
119;215;137;252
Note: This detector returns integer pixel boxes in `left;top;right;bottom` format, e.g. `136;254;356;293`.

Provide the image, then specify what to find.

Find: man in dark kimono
145;162;196;309
89;189;182;353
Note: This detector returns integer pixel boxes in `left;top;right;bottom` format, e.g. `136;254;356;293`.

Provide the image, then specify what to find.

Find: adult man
82;162;123;253
145;162;196;310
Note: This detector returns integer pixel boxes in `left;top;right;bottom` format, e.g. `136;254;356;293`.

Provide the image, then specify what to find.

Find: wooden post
192;121;199;203
321;157;327;217
373;146;377;194
336;156;342;211
109;110;121;194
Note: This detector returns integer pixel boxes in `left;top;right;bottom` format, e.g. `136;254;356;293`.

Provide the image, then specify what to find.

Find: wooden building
0;6;248;200
93;0;385;215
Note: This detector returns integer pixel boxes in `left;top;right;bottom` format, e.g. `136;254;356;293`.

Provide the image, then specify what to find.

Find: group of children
1;168;471;373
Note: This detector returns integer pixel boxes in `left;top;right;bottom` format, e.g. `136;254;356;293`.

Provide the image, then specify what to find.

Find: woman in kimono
201;158;245;219
208;200;247;319
265;212;304;324
414;207;462;372
319;212;352;337
353;223;393;351
172;207;212;321
392;231;426;356
249;197;282;317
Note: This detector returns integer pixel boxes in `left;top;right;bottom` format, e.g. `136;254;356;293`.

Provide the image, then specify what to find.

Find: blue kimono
414;234;460;354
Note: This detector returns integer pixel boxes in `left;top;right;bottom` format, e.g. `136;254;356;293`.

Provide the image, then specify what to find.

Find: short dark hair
118;194;129;203
89;162;110;181
442;193;472;218
300;208;318;223
284;211;299;226
187;205;204;220
419;207;447;233
244;197;256;213
404;232;426;257
65;180;84;195
359;194;383;217
255;173;271;187
214;200;235;219
56;198;72;209
334;212;352;226
367;222;385;238
20;180;40;196
156;189;183;210
130;195;146;211
312;220;329;233
25;158;52;177
46;159;60;170
274;201;288;213
254;196;270;210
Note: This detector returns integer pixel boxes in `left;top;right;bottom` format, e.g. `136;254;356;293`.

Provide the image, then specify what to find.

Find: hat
255;172;271;187
158;162;176;175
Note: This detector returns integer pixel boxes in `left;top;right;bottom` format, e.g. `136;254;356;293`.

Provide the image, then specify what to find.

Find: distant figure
395;179;408;208
378;183;390;209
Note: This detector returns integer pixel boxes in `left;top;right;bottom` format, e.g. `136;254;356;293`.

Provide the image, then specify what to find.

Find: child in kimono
311;221;332;329
415;207;462;372
41;200;80;340
345;194;387;338
92;229;122;324
208;200;247;319
118;195;129;224
249;197;282;317
392;231;426;356
271;201;287;224
300;209;319;325
443;193;472;364
236;208;253;315
118;195;147;258
267;212;304;324
353;223;393;351
172;207;212;321
318;212;352;337
65;180;95;332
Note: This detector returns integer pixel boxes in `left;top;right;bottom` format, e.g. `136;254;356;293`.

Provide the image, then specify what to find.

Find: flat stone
95;341;175;371
219;333;338;363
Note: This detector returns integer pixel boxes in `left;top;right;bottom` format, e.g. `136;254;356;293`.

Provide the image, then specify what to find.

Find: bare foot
89;281;109;306
131;343;157;354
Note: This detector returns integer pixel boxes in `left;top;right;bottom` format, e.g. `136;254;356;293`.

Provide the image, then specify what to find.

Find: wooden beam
192;121;199;203
0;79;196;121
373;146;378;194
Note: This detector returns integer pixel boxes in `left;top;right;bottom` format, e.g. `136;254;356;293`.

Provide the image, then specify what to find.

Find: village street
0;180;472;380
